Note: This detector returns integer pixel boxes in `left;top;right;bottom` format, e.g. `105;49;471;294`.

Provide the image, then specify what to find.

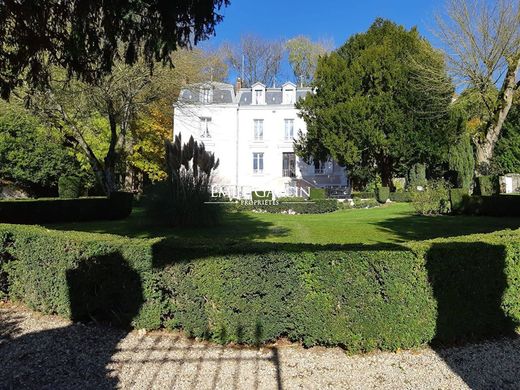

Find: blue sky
202;0;446;82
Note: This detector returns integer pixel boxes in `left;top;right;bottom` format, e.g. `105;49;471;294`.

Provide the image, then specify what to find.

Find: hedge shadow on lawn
426;241;520;389
372;213;520;242
44;209;291;242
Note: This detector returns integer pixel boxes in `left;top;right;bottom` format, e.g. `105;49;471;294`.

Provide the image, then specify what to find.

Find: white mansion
173;80;348;199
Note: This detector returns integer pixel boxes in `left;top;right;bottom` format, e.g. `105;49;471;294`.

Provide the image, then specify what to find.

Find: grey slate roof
177;81;312;106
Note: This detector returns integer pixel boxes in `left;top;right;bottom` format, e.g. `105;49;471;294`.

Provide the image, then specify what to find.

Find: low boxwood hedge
350;191;375;199
0;192;133;224
389;191;412;203
1;224;519;352
223;199;339;214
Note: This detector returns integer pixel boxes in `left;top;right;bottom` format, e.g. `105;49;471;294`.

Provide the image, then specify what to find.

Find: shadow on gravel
427;241;520;389
0;253;142;389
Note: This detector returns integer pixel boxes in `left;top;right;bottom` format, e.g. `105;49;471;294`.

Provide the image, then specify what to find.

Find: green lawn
46;203;520;245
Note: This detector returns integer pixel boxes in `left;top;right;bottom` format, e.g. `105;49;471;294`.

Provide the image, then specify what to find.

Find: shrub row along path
1;303;520;389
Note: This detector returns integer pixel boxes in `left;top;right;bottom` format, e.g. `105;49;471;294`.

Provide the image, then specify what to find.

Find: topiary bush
375;187;390;203
1;224;520;352
58;175;82;198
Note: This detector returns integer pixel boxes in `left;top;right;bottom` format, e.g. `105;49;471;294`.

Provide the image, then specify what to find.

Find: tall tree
296;19;455;189
0;0;229;99
435;0;520;173
286;36;331;86
223;35;285;87
29;48;226;194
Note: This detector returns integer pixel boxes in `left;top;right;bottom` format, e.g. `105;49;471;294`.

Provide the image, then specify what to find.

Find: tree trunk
474;56;519;172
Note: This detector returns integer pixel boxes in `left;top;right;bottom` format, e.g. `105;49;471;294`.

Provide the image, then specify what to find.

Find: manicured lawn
46;203;520;245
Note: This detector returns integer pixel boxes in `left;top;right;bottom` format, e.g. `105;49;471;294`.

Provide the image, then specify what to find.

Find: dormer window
200;87;212;104
254;89;263;104
251;82;266;105
282;82;297;104
283;89;295;104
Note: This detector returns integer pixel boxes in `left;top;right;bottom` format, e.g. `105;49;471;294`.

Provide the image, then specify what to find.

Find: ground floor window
283;152;296;177
253;152;264;174
199;117;211;138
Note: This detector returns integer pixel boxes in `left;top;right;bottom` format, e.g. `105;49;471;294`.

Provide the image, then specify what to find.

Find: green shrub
1;225;520;352
389;191;412;203
0;194;133;224
351;191;375;199
252;190;273;201
375;187;390;203
58;175;82;198
411;180;451;215
309;188;326;200
475;175;499;196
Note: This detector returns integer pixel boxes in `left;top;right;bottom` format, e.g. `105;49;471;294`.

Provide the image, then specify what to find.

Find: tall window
253;152;264;174
254;89;263;104
284;119;294;140
254;119;264;141
200;87;212;103
200;117;211;138
283;152;296;177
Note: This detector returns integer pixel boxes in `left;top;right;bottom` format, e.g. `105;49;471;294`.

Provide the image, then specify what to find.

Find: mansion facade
173;80;348;199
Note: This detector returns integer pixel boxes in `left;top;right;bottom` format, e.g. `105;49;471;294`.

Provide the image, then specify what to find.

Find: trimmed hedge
389;191;412;203
375;187;390;203
58;176;82;198
456;194;520;217
309;188;326;200
224;199;339;214
1;225;520;352
449;188;468;214
0;192;133;224
251;191;273;201
350;191;375;199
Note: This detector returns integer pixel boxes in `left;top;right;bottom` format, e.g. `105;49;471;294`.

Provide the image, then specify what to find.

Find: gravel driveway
1;303;520;389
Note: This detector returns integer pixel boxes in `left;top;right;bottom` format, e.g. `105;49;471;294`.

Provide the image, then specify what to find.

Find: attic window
200;87;212;104
254;89;264;104
283;88;295;104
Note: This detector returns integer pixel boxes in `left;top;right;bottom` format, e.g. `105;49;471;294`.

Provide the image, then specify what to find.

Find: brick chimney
234;77;242;94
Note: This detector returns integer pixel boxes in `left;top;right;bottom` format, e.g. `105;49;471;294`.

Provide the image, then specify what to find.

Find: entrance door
505;177;513;193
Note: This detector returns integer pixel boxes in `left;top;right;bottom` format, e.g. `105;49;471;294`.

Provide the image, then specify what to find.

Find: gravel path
1;303;520;389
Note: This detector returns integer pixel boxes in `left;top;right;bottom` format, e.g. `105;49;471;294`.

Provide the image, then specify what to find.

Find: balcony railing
314;168;325;175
